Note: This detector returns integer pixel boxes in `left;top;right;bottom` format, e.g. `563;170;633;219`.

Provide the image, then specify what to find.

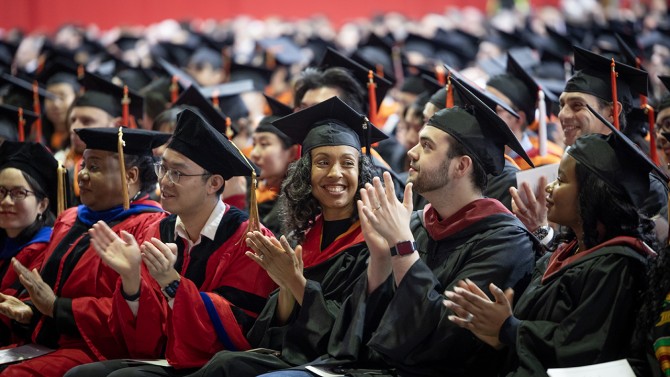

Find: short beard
409;158;451;194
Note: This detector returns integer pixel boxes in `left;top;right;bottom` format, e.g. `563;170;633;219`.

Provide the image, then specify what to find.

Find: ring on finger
463;313;474;323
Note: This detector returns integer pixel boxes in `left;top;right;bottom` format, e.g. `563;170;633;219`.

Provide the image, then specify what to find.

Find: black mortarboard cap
657;75;670;112
0;104;39;142
569;104;669;208
272;96;387;156
172;85;231;134
257;94;294;146
426;76;534;175
79;71;144;120
353;33;395;80
156;57;197;90
35;58;80;90
199;80;252;121
403;33;466;69
564;46;648;111
0;141;62;215
75;127;170;156
320;47;393;111
257;37;304;66
435;28;479;64
614;33;642;68
167;108;257;179
541;27;573;64
115;67;155;92
0;72;55;110
229;63;272;91
114;35;140;52
188;47;223;70
153;41;197;68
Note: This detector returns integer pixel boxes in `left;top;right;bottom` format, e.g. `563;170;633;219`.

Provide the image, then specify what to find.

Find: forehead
420;124;450;142
161;148;200;168
0;167;29;186
70;106;111;120
310;144;359;158
302;87;341;107
83;149;115;160
559;91;599;104
253;132;281;142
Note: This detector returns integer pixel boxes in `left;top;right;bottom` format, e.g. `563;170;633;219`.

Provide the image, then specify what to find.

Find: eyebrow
162;161;189;170
419;135;435;144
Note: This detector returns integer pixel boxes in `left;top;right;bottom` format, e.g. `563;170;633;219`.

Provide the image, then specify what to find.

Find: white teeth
325;186;346;193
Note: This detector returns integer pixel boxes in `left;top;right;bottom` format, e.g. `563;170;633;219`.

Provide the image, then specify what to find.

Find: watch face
534;228;549;239
394;241;416;256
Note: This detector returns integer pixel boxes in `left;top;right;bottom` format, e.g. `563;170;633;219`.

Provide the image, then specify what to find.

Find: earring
36;213;43;221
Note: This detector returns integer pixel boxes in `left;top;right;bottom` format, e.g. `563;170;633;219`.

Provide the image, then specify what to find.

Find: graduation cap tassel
248;170;260;232
225;117;234;141
376;64;384;78
117;127;130;210
170;76;179;104
77;65;86;95
446;73;454;109
266;50;276;70
212;90;220;110
363;117;371;158
367;70;378;126
32;81;42;143
645;104;660;166
17;107;25;142
122;85;131;128
57;164;67;216
538;90;547;157
610;59;620;130
436;65;446;86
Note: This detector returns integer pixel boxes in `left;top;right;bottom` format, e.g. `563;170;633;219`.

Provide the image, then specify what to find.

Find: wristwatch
533;225;554;244
390;240;416;256
162;279;181;299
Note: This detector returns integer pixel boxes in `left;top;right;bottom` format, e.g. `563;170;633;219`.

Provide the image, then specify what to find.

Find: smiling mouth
323;185;347;194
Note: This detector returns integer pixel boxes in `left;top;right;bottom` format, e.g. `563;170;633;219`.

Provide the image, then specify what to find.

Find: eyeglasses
0;187;35;201
153;163;211;185
657;117;670;134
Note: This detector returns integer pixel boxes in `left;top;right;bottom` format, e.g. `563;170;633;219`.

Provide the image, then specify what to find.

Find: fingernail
445;291;454;298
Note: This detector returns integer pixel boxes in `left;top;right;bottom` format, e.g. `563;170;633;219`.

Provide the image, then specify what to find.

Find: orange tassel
646;104;660;166
610;59;620;130
17;108;25;142
225;117;234;140
376;64;384;78
32;80;42;143
170;75;179;103
367;70;378;126
212;90;220;110
122;85;130;127
436;65;446;86
446;72;454;109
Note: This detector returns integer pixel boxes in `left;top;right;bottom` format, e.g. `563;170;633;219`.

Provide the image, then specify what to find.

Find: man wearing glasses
70;108;277;377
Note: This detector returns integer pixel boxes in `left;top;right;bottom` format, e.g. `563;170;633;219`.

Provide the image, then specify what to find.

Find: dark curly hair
278;151;375;244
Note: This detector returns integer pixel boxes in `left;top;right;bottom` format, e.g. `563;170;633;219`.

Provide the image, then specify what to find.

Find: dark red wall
1;0;560;33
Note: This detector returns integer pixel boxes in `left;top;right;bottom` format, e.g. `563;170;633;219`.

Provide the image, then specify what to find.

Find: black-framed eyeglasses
0;187;35;201
153;163;211;185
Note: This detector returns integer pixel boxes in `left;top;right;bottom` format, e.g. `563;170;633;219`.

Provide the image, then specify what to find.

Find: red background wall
1;0;560;33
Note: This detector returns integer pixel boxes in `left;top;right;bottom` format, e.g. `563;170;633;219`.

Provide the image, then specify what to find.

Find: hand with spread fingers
443;278;514;349
358;172;414;248
0;292;33;324
510;176;548;232
141;238;180;288
12;258;56;317
245;233;305;298
89;221;142;296
357;181;391;257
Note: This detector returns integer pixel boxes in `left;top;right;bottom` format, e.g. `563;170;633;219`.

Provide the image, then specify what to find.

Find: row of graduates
1;36;670;377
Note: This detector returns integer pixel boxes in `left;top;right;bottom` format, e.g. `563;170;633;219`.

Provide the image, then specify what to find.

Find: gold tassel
57;164;66;216
117;127;130;210
226;141;261;242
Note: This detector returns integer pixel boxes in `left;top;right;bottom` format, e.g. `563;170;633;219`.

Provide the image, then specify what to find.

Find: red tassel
170;75;179;104
32;80;42;143
212;90;220;110
376;64;384;78
122;85;130;127
367;70;378;125
18;108;25;142
610;59;620;130
446;72;454;109
225;117;233;140
646;104;660;166
436;65;446;86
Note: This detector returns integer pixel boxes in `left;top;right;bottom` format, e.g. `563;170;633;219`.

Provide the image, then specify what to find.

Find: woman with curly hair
184;97;384;377
445;127;664;376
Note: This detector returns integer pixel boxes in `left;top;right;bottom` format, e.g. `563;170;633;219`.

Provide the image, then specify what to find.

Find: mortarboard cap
657;76;670;113
257;37;304;66
0;73;55;110
167;108;258;179
188;47;223;70
75;127;171;156
569;104;669;208
272;96;387;156
320;47;393;111
614;33;642;68
156;57;197;90
78;71;144;120
229;63;272;91
0;141;65;215
0;104;39;142
426;75;534;175
565;46;648;112
35;58;81;90
199;80;252;121
172;85;232;135
257;94;294;146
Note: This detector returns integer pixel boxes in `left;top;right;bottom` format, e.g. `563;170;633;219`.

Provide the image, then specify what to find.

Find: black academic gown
258;198;282;239
186;221;369;377
318;201;537;377
501;238;651;377
642;173;668;220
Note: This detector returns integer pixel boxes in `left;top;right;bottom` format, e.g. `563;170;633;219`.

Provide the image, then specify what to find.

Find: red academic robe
0;200;165;377
109;204;277;369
